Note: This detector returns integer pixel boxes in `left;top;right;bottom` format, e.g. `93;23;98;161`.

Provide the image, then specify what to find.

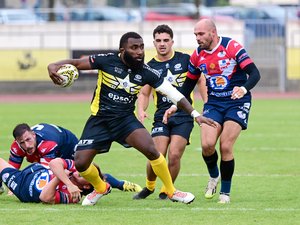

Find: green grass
0;98;300;225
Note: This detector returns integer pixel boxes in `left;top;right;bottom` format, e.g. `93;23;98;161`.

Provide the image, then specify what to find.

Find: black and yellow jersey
147;51;193;121
89;52;163;116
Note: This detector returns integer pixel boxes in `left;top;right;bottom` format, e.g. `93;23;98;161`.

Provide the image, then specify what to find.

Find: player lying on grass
0;157;96;204
0;123;141;195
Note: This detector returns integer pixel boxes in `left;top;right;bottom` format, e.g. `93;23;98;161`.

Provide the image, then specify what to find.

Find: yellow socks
79;163;107;193
146;179;156;192
149;153;175;196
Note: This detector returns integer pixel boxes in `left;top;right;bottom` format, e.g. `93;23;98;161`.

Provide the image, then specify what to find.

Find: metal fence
0;19;299;93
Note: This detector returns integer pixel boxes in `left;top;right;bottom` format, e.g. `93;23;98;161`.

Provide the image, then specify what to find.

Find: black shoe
158;192;168;200
133;187;154;200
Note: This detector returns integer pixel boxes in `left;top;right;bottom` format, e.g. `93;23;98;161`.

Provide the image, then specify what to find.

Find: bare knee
74;150;96;172
202;142;216;156
144;145;160;160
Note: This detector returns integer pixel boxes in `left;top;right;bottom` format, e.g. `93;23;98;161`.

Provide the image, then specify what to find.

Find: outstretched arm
155;79;218;128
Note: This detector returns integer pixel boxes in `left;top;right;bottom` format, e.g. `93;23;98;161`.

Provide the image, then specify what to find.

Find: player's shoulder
10;141;24;155
147;57;157;66
90;52;118;62
221;36;243;49
174;51;190;58
143;64;161;78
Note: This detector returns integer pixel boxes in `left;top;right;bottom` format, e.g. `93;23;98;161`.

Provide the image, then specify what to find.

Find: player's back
32;123;78;160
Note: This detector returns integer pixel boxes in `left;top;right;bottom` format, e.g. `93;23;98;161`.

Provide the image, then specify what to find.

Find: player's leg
0;158;14;171
201;123;222;199
160;135;187;198
0;158;13;194
103;173;142;192
76;149;111;206
133;135;169;199
218;120;241;203
127;128;195;204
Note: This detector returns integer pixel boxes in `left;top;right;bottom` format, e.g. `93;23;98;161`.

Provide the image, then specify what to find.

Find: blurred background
0;0;299;94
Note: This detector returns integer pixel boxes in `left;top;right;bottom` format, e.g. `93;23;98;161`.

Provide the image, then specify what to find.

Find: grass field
0;97;299;225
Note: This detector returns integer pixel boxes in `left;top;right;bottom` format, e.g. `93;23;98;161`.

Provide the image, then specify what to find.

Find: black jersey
89;53;163;116
147;51;193;121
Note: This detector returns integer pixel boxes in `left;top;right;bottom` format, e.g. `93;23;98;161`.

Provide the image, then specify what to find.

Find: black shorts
76;114;145;153
151;116;194;145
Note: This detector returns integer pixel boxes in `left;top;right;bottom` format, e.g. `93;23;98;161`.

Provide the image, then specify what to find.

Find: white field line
115;173;299;177
195;147;300;151
0;207;299;212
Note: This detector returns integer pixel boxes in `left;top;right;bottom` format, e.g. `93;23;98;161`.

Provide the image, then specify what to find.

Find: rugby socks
146;178;156;192
160;185;167;194
149;153;176;196
220;159;235;194
103;173;124;190
79;163;107;193
202;150;219;178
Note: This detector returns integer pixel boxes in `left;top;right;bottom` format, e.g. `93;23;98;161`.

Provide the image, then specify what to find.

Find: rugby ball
57;64;79;87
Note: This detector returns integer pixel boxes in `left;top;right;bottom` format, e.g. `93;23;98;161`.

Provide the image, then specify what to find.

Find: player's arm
8;143;24;170
137;84;152;123
8;154;22;170
232;63;261;99
39;177;60;204
49;158;82;202
197;75;208;103
155;79;217;128
47;56;91;85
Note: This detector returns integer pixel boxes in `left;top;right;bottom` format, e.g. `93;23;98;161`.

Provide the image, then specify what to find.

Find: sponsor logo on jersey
35;172;50;191
234;43;239;48
151;127;164;134
162;96;172;103
78;139;94;146
174;63;182;71
217;51;226;57
108;92;135;103
134;74;142;82
1;172;10;182
237;111;246;119
114;67;123;74
209;75;229;90
238;52;249;62
144;64;161;77
209;63;216;69
199;64;207;74
8;175;17;190
244;102;251;109
218;59;230;71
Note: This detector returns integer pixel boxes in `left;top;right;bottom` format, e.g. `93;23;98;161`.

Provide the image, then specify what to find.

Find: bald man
179;19;261;203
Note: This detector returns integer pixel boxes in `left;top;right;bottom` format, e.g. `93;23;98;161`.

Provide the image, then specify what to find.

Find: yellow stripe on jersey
90;71;103;116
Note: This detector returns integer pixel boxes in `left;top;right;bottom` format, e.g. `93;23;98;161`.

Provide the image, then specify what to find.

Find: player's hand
162;105;177;124
137;110;149;124
195;115;218;128
231;86;247;100
66;183;82;203
47;63;64;85
7;189;14;196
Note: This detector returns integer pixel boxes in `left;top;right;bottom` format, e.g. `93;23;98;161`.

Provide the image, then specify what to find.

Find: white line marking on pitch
0;207;299;212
